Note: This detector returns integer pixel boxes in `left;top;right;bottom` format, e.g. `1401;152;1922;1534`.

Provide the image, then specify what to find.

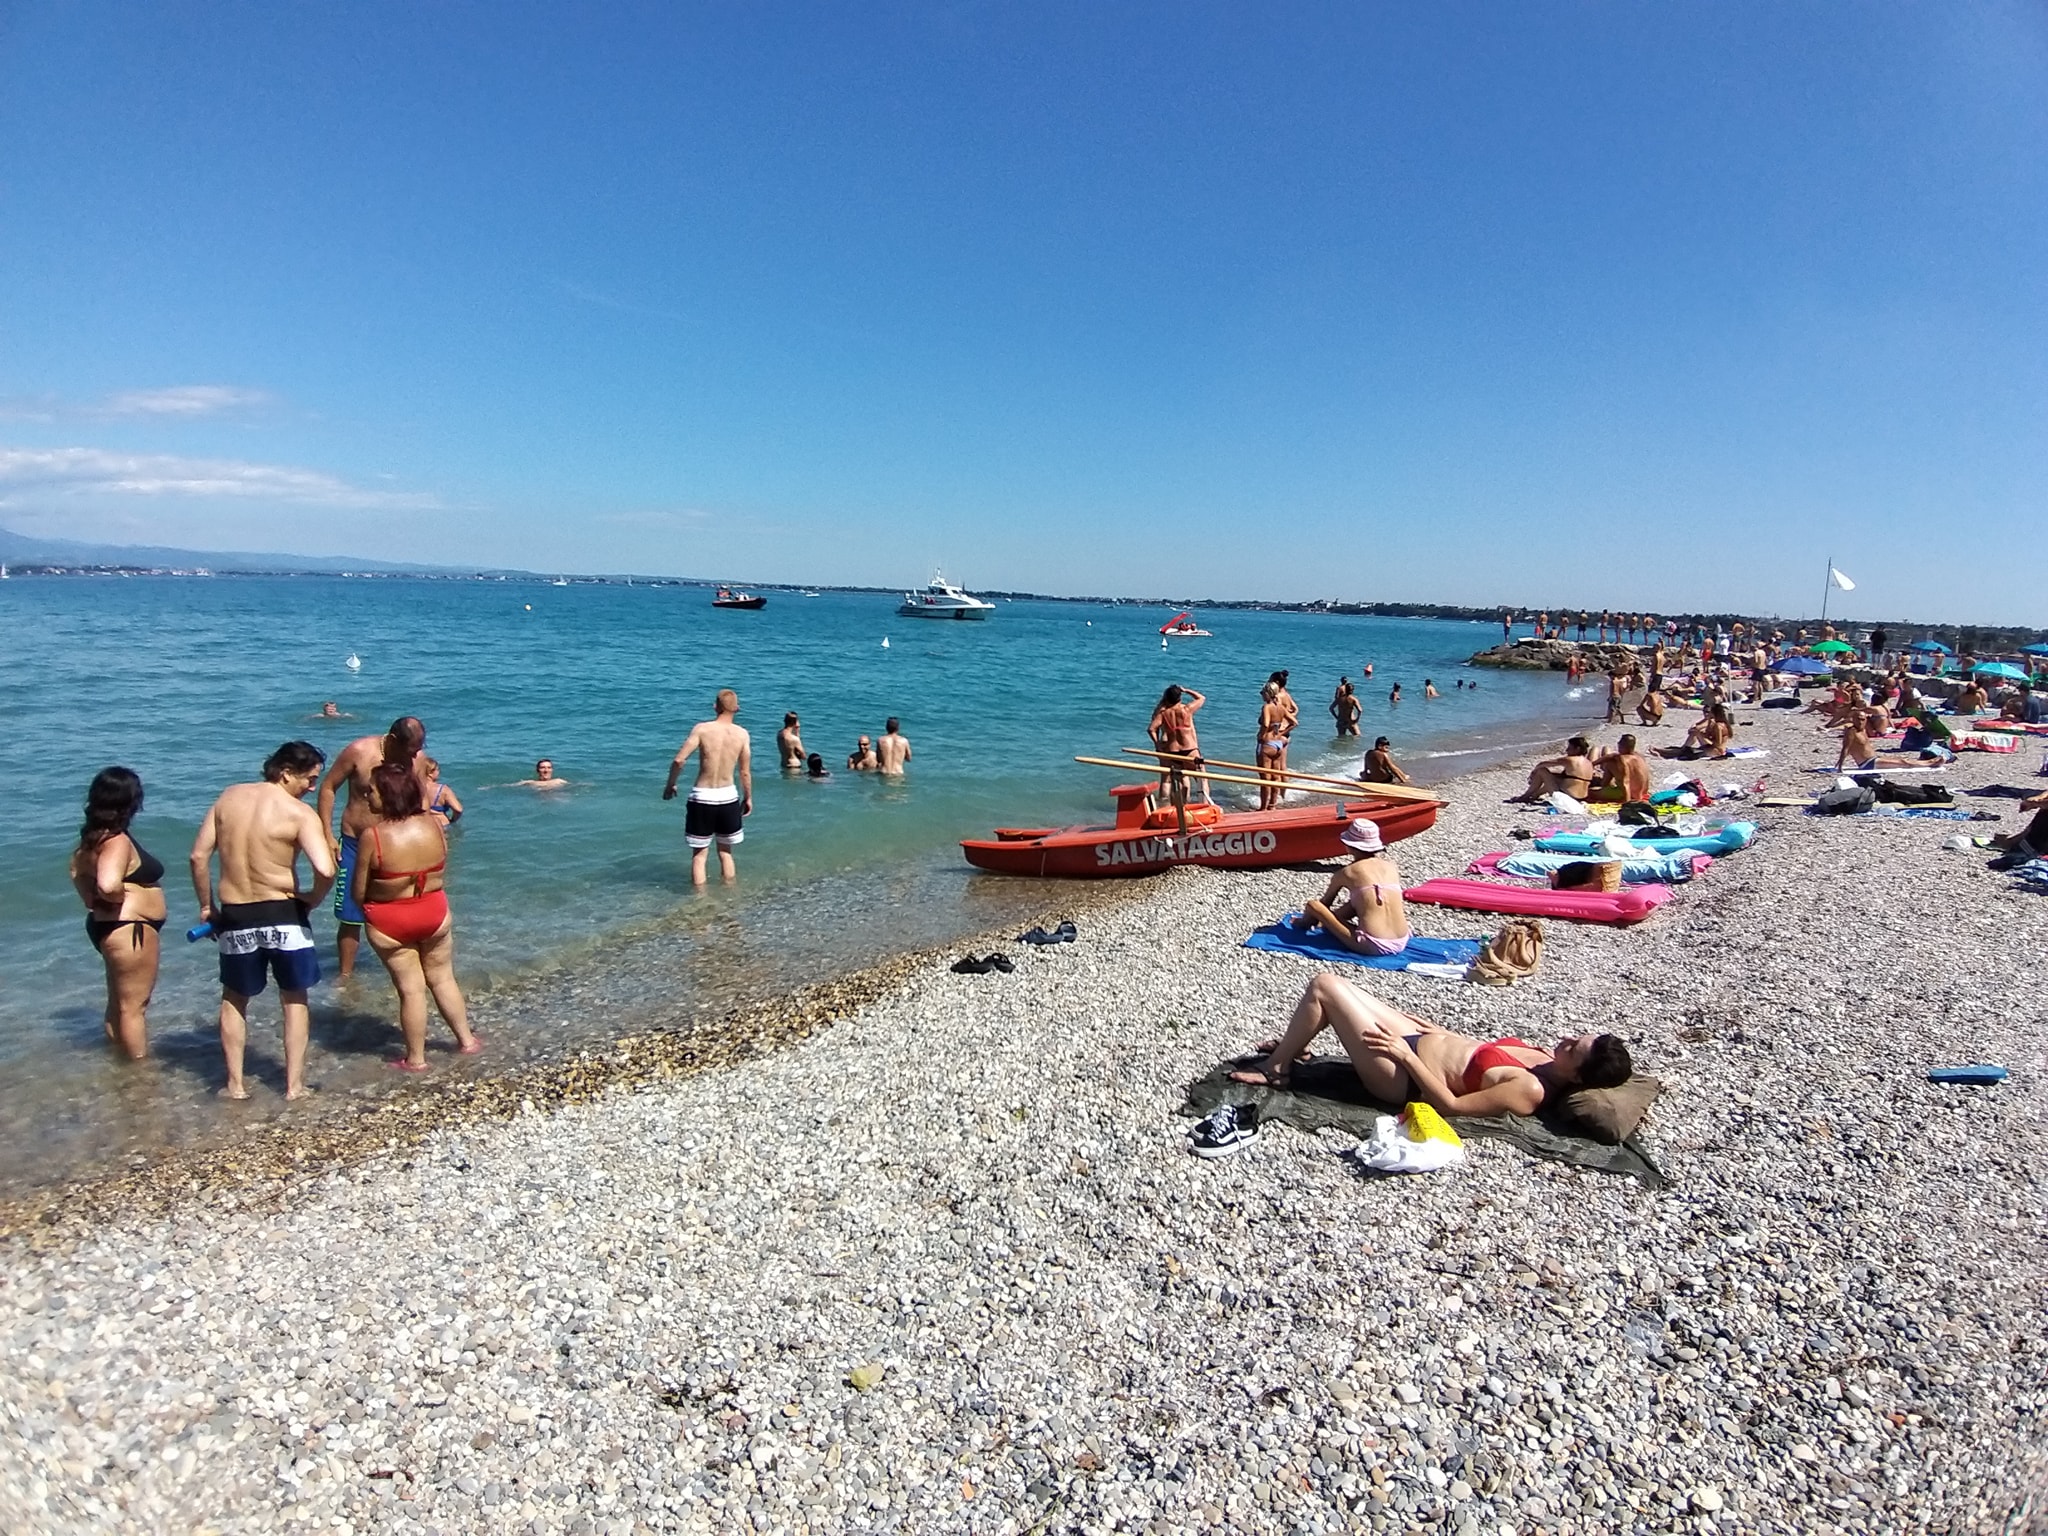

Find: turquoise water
0;575;1595;1188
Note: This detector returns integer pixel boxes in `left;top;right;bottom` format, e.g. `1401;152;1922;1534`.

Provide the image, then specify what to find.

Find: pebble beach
2;702;2043;1536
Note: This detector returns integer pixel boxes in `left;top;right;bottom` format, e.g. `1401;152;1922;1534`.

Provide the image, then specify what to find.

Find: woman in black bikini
68;767;166;1059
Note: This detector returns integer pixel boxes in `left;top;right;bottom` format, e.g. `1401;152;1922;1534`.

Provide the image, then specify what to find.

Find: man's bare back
876;720;912;775
668;718;751;792
193;781;335;912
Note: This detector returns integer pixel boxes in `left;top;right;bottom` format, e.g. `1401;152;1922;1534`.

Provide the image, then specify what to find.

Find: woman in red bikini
352;762;481;1070
1230;972;1631;1115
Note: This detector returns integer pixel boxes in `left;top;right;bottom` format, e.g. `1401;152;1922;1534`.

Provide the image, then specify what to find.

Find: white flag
1829;567;1856;591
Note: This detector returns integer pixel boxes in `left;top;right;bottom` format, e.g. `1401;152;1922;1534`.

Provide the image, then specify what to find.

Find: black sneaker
1191;1102;1259;1158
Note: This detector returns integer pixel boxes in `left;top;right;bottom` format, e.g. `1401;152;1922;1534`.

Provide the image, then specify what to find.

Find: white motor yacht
897;571;995;620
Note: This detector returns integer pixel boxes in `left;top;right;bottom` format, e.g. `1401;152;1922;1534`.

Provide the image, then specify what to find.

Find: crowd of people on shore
67;688;920;1096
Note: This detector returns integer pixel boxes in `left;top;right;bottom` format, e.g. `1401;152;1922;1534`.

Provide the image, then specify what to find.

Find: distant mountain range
0;524;450;574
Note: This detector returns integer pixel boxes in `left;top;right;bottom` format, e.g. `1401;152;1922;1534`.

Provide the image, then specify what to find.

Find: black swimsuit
85;838;167;950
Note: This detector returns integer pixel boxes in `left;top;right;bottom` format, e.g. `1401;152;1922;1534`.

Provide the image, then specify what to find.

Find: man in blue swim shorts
190;741;337;1101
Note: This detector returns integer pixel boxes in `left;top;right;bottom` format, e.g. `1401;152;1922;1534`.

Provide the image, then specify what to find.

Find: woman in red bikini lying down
1229;972;1632;1116
353;762;482;1070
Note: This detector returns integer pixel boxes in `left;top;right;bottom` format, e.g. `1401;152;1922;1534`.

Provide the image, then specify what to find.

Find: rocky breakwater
1468;637;1645;672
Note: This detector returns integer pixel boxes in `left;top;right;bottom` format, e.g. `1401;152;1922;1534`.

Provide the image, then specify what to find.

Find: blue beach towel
1871;806;1977;821
1243;919;1482;971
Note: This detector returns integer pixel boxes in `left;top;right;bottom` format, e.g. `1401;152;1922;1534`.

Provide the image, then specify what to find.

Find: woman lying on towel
1285;818;1411;955
1228;972;1632;1116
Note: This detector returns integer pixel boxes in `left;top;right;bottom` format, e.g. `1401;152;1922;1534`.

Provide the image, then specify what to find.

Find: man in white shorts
662;689;753;884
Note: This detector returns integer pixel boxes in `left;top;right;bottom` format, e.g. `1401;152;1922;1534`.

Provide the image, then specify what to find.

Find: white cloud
0;384;273;421
0;447;440;510
100;385;272;417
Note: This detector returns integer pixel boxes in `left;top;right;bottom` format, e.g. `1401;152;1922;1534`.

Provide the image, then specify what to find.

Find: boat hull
897;604;991;619
713;597;767;610
962;797;1440;878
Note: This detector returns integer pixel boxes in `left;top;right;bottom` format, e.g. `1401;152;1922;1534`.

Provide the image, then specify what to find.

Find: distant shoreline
4;564;2037;646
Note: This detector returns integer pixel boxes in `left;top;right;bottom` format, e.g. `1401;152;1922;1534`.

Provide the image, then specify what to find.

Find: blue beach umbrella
1973;661;2028;681
1773;657;1832;676
1908;640;1951;654
2021;644;2048;657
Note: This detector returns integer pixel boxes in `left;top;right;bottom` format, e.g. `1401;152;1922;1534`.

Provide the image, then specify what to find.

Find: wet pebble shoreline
2;703;2043;1534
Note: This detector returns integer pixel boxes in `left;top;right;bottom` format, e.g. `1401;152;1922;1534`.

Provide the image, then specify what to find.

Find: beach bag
1813;784;1875;816
1618;801;1660;825
1552;860;1623;892
1355;1104;1466;1174
1468;917;1543;985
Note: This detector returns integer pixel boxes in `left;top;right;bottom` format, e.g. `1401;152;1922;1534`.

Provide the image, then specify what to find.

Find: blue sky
1;3;2043;621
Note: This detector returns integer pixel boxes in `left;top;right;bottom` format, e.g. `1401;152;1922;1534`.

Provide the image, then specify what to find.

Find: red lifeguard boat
961;781;1441;878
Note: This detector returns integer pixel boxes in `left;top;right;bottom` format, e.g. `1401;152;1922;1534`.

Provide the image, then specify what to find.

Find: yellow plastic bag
1400;1102;1463;1148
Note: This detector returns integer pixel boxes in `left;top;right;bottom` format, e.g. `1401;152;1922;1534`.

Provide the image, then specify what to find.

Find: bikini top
1463;1036;1543;1096
126;839;165;889
368;822;447;897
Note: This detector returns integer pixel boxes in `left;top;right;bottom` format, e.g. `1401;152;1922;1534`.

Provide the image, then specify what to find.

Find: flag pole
1820;556;1831;628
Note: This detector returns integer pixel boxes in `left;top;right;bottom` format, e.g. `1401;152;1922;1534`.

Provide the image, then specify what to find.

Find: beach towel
1871;806;1979;821
1179;1058;1666;1187
1478;849;1708;884
2012;859;2048;892
1242;920;1481;972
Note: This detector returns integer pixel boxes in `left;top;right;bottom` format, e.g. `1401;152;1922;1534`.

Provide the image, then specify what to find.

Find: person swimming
514;758;569;789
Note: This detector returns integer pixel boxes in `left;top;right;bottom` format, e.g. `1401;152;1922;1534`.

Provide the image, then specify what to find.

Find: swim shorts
685;784;745;849
333;834;366;925
217;899;321;997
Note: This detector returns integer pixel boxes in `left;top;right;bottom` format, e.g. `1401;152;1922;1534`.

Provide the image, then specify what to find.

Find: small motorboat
962;781;1441;878
1159;610;1212;638
713;587;767;610
898;571;995;620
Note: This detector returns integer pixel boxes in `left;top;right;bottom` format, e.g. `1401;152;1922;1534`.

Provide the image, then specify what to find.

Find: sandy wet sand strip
1;703;2043;1534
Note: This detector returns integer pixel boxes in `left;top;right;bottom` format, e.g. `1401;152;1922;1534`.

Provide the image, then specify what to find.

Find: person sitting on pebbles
1228;972;1634;1115
1286;818;1410;956
1509;736;1596;803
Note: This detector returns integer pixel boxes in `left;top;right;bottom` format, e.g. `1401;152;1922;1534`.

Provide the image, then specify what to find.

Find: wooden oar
1115;746;1445;804
1072;756;1441;803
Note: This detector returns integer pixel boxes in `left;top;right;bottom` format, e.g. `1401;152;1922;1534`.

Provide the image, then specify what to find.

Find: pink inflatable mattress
1403;878;1675;925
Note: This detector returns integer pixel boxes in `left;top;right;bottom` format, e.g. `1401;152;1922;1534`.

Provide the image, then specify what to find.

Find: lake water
0;575;1599;1191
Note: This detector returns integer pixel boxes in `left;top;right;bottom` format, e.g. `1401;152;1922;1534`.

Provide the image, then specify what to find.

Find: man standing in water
876;717;913;774
190;741;337;1101
317;717;426;979
777;713;806;769
663;689;753;884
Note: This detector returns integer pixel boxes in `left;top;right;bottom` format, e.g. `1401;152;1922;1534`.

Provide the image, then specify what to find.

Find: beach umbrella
2021;643;2048;657
1908;640;1951;653
1773;657;1832;676
1810;639;1858;654
1973;661;2028;681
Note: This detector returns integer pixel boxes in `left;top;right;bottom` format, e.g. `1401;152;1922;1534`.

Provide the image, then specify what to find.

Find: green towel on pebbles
1181;1058;1667;1189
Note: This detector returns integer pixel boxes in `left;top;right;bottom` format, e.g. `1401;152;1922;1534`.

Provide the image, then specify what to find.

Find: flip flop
387;1058;431;1073
458;1036;485;1055
951;956;994;974
987;954;1014;973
